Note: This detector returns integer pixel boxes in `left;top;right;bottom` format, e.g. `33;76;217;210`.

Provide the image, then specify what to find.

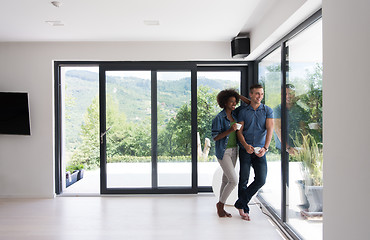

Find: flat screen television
0;92;31;135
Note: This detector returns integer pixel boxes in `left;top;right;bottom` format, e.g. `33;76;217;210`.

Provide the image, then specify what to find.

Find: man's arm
273;118;296;155
274;118;282;143
236;121;254;154
264;118;274;150
256;118;274;157
239;95;251;105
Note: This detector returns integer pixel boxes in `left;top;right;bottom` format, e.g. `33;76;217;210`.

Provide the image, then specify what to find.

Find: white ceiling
0;0;277;42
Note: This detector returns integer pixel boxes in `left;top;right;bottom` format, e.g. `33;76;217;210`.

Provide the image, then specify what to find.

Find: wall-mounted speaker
231;37;250;58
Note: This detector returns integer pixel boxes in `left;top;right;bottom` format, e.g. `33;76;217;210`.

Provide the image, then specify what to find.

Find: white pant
217;147;238;203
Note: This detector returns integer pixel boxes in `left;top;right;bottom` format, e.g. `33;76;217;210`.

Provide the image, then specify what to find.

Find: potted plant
294;133;323;217
66;163;85;187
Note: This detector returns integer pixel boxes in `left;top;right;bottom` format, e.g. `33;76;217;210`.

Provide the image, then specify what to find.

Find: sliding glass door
256;15;323;240
258;47;282;217
103;70;152;189
56;62;247;195
100;63;197;194
157;71;192;187
196;69;245;191
285;19;323;239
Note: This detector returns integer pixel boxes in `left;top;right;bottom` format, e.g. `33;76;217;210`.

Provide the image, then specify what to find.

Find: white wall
0;41;230;198
3;2;370;238
250;0;306;50
246;0;322;60
322;0;370;239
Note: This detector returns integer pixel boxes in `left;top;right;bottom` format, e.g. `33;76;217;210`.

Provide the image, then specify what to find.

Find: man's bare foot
237;208;250;221
242;213;251;221
237;208;247;217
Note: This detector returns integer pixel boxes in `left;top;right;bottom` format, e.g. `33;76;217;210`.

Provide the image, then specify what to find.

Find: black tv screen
0;92;31;135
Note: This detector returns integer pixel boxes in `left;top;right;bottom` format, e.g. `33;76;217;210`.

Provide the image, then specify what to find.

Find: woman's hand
230;123;238;132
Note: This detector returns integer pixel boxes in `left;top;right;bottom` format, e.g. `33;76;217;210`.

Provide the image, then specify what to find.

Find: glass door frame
99;62;198;194
255;10;322;240
196;65;249;192
54;60;251;195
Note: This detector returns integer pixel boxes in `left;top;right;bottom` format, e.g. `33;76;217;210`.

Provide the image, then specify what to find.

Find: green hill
64;70;238;151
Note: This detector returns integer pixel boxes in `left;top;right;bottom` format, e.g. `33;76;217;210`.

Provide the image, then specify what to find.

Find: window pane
157;71;192;187
286;19;323;240
197;71;240;190
258;47;282;217
105;71;152;188
61;66;100;194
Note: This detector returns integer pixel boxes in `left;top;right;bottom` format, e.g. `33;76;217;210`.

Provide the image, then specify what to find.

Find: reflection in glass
197;71;240;187
286;19;323;240
105;71;152;188
258;47;282;217
157;72;192;187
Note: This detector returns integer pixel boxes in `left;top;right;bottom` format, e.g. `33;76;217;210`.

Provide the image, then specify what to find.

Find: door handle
100;127;112;144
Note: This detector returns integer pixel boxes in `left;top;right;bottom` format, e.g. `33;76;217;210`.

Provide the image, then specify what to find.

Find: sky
63;66;241;82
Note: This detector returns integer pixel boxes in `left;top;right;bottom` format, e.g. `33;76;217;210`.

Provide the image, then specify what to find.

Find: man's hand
256;147;267;157
245;144;254;154
287;147;298;155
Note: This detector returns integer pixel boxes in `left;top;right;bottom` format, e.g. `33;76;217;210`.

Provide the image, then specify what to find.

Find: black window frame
255;9;322;240
54;60;250;195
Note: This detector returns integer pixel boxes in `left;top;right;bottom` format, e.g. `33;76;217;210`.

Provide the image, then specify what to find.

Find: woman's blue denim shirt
212;109;238;160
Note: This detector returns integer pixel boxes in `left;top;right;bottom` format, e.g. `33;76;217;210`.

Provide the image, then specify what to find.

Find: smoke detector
51;1;62;8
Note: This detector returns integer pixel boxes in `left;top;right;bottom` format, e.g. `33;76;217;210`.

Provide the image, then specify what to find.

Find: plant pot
308;122;320;129
66;170;79;187
305;185;323;212
77;169;85;180
296;180;310;210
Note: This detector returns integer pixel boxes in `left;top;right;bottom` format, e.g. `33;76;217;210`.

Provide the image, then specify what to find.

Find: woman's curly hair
216;89;240;108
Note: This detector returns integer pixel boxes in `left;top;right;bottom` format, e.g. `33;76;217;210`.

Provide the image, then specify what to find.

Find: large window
257;16;323;240
286;19;323;239
61;66;100;194
157;71;192;187
105;70;152;188
197;70;242;188
56;63;246;195
258;47;282;217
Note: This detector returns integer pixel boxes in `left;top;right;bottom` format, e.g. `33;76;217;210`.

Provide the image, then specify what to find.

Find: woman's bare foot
216;202;226;217
224;209;232;218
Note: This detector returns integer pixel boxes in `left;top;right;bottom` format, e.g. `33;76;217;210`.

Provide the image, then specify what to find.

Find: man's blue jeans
234;148;267;213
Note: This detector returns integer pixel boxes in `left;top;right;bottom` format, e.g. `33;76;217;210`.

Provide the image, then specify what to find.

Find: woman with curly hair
211;89;249;217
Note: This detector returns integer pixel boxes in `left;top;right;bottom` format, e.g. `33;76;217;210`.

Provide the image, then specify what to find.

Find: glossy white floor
0;194;286;240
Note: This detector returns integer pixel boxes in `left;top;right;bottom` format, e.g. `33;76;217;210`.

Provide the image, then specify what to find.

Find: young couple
211;84;274;221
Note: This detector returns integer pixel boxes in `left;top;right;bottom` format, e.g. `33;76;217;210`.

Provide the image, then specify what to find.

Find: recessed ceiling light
144;20;160;26
45;20;64;26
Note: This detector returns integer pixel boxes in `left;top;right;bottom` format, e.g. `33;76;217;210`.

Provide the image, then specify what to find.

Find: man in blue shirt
274;84;309;154
234;84;274;221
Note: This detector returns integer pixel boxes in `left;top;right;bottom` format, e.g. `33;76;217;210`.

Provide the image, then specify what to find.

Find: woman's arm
213;123;237;141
